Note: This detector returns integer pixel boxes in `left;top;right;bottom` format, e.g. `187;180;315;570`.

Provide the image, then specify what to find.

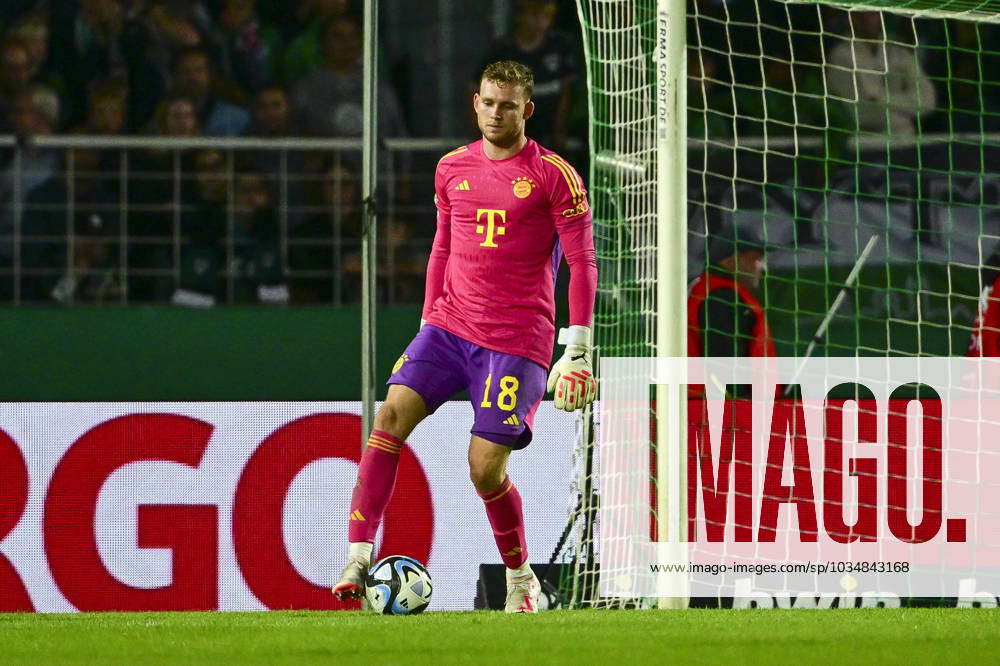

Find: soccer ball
365;555;433;614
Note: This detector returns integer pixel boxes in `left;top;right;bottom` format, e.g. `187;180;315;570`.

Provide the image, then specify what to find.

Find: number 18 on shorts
388;325;547;449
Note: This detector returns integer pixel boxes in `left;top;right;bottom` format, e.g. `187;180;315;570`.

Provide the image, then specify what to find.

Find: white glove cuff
558;325;592;347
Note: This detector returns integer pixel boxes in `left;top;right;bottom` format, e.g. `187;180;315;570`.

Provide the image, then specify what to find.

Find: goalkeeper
334;60;597;613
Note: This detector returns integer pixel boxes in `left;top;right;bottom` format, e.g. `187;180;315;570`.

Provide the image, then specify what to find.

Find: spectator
82;79;129;135
170;46;250;136
172;148;227;306
737;57;795;136
126;0;221;79
0;39;35;131
172;153;288;305
79;79;131;196
243;84;309;214
688;226;775;359
149;91;201;137
478;0;578;150
291;14;412;198
22;148;122;303
27;85;61;133
49;0;127;129
292;14;406;139
230;170;288;304
288;160;360;303
825;11;936;136
342;218;423;304
9;14;58;89
127;93;202;301
246;84;294;137
687;50;733;142
282;0;353;85
1;86;62;204
733;51;852;241
383;218;425;303
216;0;283;92
0;84;61;299
735;44;850;138
120;0;222;129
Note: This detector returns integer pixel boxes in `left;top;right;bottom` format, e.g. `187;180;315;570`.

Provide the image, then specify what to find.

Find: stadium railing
0;131;988;309
0;135;468;306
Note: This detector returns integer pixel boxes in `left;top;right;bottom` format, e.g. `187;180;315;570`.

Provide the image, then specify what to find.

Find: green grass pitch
1;609;995;665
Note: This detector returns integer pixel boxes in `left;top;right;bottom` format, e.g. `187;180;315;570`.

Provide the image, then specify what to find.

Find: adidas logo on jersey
455;179;471;191
503;414;520;426
349;510;366;521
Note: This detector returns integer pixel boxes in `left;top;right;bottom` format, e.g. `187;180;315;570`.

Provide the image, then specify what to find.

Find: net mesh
562;0;1000;607
790;0;1000;23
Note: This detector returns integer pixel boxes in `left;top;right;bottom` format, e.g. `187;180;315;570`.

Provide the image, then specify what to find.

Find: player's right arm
542;153;597;411
422;161;453;323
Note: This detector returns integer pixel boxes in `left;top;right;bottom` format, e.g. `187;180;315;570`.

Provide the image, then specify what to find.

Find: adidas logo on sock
502;414;520;426
455;179;471;191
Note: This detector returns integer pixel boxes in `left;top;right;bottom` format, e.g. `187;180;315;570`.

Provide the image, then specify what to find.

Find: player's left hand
547;325;597;412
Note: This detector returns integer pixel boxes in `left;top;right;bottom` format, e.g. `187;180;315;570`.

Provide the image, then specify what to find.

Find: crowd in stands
0;0;356;138
0;0;996;306
0;0;586;143
0;0;587;305
691;4;1000;141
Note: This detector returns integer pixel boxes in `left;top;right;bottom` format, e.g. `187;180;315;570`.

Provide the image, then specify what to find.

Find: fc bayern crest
392;353;409;374
512;176;535;198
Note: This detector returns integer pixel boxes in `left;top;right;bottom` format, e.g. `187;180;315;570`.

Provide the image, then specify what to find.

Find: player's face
474;79;535;149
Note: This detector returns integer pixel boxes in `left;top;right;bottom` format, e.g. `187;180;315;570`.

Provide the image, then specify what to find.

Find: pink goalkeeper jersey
422;138;597;369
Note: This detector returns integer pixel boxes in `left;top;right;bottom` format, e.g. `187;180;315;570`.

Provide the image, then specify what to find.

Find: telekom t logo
476;208;506;248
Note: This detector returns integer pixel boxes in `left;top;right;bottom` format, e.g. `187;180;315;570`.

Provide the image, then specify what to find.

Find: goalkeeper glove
547;325;597;412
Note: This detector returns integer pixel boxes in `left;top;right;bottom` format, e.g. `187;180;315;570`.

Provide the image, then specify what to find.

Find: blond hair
479;60;534;100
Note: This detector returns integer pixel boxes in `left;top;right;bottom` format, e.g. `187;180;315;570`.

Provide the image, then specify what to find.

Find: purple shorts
387;325;547;449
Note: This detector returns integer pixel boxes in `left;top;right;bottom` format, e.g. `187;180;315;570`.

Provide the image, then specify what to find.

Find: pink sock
478;476;528;568
348;429;404;543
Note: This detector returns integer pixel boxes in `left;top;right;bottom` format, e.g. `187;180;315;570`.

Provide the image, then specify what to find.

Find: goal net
562;0;1000;608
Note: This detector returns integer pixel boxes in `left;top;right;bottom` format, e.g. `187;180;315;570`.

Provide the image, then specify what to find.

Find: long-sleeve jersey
422;138;597;369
